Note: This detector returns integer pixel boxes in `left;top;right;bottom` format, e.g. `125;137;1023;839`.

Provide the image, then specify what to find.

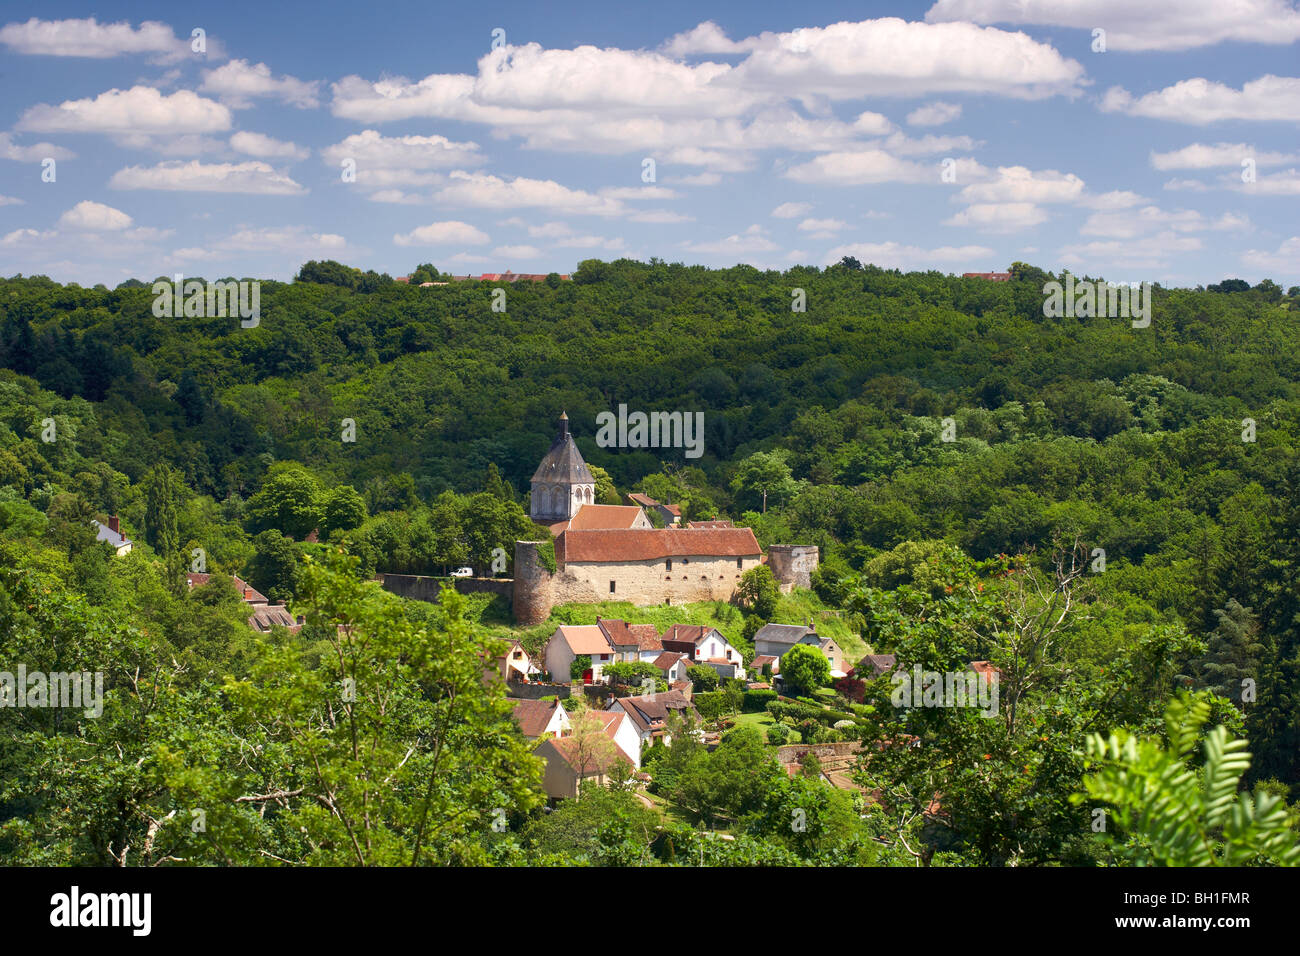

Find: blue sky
1;0;1297;287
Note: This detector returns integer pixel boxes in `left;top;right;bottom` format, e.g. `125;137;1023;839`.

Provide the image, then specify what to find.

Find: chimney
244;586;252;600
107;515;120;533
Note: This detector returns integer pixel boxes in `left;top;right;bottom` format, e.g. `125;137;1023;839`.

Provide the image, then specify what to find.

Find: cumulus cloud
955;166;1084;204
393;220;491;246
200;59;321;108
772;202;813;218
1059;232;1204;270
1101;76;1300;124
58;200;133;231
944;202;1048;231
682;224;779;255
661;21;755;57
17;86;232;136
1080;205;1250;239
432;171;625;216
0;17;194;60
785;149;984;185
926;0;1300;51
1150;142;1299;170
0;132;75;162
320;130;483;189
109;160;306;194
797;217;848;238
230;131;309;161
164;226;346;264
328;21;1082;170
906;101;962;126
824;240;995;270
1241;236;1300;278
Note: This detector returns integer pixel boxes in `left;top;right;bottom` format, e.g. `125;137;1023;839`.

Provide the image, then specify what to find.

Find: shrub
743;689;778;712
569;655;592;681
766;722;792;745
687;664;719;693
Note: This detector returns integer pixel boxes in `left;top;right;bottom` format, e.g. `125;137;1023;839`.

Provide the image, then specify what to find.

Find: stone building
512;413;811;624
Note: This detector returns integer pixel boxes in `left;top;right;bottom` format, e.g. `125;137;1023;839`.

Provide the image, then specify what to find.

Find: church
513;413;781;624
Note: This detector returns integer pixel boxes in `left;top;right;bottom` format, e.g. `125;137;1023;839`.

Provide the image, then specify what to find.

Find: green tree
246;466;324;540
244;529;302;604
737;565;780;618
780;643;830;697
322;485;367;538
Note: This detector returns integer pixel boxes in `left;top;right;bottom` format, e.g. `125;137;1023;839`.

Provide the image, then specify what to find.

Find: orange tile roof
553;625;614;655
563;504;646;531
557;527;761;563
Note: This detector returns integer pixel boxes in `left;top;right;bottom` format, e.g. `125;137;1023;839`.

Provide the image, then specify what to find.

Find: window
736;558;743;569
610;580;616;593
666;559;672;571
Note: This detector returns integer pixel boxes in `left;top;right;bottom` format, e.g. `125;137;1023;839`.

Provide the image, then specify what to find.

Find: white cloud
59;200;133;231
772;202;813;218
661;21;755;57
906;101;962;126
786;149;984;185
797;218;848;239
200;59;320;108
1101;76;1300;124
230;131;309;161
431;171;625;217
393;221;491;246
682;224;779;255
109;160;306;194
882;132;979;155
944;202;1048;231
1079;205;1250;239
1079;190;1148;210
328;22;1082;169
17;86;232;135
1163;178;1211;192
0;195;23;206
1234;168;1300;195
0;132;75;161
824;240;995;269
1241;236;1300;278
167;226;345;262
1151;142;1299;170
956;166;1084;204
1059;232;1204;270
926;0;1300;51
0;17;191;59
321;130;482;189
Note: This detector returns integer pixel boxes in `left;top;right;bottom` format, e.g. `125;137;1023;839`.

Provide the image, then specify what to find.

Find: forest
1;257;1299;866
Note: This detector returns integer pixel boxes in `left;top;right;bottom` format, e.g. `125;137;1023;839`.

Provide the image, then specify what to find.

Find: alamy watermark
1043;275;1150;328
595;404;704;459
152;274;260;327
1;666;103;718
891;664;999;718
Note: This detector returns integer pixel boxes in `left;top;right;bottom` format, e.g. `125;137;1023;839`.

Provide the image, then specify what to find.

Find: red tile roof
560;504;646;531
510;698;563;738
557;527;761;563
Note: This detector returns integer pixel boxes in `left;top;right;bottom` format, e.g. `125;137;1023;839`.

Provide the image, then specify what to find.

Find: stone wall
506;680;571;700
768;545;820;592
379;573;513;605
554;554;762;607
513;541;556;625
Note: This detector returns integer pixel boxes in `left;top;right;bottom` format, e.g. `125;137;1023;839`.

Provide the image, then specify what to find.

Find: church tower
530;412;595;522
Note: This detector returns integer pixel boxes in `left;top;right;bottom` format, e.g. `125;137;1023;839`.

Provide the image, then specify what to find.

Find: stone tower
529;411;595;522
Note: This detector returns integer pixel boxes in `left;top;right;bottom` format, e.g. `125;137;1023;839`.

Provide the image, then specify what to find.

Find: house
535;734;628;799
962;271;1012;281
595;618;662;664
509;698;570;741
248;604;303;633
545;503;652;537
857;654;900;678
750;655;778;678
485;639;540;684
687;519;733;529
543;624;615;684
753;623;845;677
188;571;303;633
661;624;743;672
627;493;682;527
651;650;692;684
608;690;699;749
92;516;132;556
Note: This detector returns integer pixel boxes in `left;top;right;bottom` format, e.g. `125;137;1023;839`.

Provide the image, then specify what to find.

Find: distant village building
186;571;303;634
92;516;132;556
962;272;1012;281
753;623;845;677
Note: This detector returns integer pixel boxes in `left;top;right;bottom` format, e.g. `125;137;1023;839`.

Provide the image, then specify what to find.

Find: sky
0;0;1297;288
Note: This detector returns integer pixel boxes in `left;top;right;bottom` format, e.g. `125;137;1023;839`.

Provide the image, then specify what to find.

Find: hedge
742;689;778;712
